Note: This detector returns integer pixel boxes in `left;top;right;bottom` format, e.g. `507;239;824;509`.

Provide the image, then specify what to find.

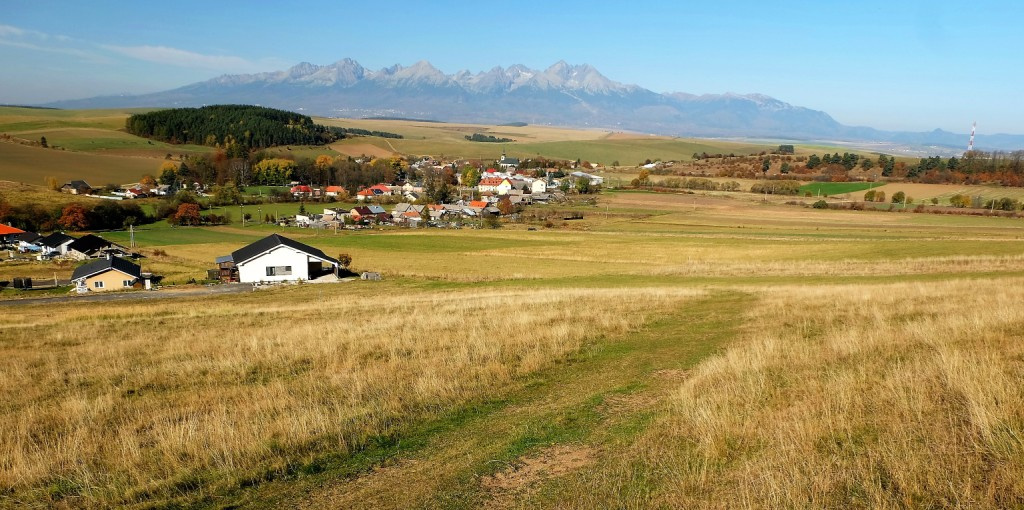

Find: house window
123;280;133;287
266;266;292;276
93;281;104;288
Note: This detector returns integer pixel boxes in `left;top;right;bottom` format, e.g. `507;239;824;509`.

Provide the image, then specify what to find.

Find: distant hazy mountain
44;59;1024;151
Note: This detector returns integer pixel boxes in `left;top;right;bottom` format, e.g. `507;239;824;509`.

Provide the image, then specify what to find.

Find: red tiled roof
325;186;345;192
0;224;25;235
291;185;312;193
469;200;488;208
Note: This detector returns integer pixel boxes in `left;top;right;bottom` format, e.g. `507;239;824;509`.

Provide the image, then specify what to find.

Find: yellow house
71;256;143;293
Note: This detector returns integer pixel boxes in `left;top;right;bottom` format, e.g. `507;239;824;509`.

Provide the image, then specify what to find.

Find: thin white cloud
1;23;263;73
0;23;109;62
101;44;262;72
0;24;25;37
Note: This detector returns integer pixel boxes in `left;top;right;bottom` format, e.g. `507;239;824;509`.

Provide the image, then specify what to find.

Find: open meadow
2;187;1024;508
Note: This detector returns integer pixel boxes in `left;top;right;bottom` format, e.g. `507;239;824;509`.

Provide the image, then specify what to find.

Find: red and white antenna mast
967;121;976;152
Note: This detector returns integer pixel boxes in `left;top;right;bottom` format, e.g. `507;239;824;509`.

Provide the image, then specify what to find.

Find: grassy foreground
2;190;1024;508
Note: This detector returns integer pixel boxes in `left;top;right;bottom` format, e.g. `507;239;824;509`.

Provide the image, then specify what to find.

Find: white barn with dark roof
226;234;339;283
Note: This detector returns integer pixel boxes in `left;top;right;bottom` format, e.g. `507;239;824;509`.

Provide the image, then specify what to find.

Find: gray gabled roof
68;234;114;255
40;232;75;248
15;232;42;243
71;256;141;281
230;234;339;267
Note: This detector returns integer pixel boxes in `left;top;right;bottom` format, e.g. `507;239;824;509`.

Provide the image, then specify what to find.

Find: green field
0;140;166;185
798;181;883;196
0;106;154;132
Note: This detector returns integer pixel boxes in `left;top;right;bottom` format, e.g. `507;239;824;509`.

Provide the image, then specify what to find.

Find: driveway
0;284;253;306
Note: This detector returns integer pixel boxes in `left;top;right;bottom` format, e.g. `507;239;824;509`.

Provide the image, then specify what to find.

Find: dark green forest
465;133;514;143
125;105;401;151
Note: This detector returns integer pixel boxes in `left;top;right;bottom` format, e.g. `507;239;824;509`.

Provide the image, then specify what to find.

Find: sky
2;0;1022;134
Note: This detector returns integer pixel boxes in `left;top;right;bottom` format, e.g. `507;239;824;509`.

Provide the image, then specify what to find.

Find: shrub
812;200;829;209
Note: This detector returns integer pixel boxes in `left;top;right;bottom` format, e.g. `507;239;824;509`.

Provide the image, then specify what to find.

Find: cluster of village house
291;155;605;228
4;154;607;293
59;179;174;200
2;223;345;292
1;225;154;292
61;154;606;207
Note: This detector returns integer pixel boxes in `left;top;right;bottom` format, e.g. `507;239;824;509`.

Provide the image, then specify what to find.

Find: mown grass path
222;290;752;508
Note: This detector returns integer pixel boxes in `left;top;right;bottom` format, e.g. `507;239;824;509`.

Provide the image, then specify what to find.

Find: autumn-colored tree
174;203;201;226
58;203;89;231
44;176;60;191
461;166;481;187
315;155;334;171
337;253;352;268
140;174;157;189
497;196;515;216
0;197;12;223
158;161;178;185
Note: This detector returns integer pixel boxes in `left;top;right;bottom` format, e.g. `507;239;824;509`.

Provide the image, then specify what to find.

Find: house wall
82;270;139;292
237;246;312;283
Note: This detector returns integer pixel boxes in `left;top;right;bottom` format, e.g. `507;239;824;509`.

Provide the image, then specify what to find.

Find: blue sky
2;1;1021;134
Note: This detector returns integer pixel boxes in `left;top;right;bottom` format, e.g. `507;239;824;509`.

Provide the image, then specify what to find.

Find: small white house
225;234;339;283
531;179;548;193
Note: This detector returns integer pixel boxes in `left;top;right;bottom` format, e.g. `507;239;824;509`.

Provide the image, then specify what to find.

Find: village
1;152;606;293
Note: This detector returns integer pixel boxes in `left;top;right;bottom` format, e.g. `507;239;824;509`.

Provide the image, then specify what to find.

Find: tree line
465;133;514;143
0;198;153;233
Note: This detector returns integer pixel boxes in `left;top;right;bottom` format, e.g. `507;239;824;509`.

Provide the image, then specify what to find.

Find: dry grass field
530;279;1024;508
2;187;1024;508
3;108;1024;507
0;285;700;507
0;142;164;186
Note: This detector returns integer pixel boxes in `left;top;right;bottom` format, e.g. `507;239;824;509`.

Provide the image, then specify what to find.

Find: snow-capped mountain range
44;59;1023;150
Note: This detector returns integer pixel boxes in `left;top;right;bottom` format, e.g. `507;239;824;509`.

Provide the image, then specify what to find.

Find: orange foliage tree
58;203;89;231
174;203;201;226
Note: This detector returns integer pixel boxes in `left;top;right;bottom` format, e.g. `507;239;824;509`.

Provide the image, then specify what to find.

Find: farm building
67;234;132;260
38;232;75;257
0;224;25;247
60;180;92;195
14;231;43;252
214;255;238;282
71;256;143;293
223;233;339;283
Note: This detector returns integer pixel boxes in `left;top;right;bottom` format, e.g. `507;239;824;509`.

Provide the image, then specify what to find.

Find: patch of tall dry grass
652;278;1024;508
0;284;700;507
646;253;1024;278
544;278;1024;508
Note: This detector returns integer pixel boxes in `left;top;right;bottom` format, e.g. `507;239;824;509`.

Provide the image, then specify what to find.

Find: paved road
0;284;253;306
